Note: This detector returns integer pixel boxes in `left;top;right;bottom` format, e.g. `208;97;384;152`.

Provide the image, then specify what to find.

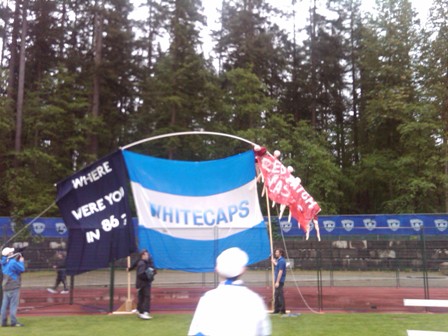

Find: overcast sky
131;0;432;58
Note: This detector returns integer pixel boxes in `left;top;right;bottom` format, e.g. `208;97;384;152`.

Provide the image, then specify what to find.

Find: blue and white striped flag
122;149;270;272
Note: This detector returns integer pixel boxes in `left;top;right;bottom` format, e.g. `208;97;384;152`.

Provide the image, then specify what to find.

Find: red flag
254;146;321;236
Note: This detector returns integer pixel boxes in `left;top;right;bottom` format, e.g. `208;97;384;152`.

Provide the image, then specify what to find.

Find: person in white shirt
188;247;271;336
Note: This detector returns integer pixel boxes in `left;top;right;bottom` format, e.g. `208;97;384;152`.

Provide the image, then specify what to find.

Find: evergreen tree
277;0;311;124
222;66;275;130
418;0;448;212
95;0;138;153
131;0;222;159
355;0;421;213
0;0;445;218
214;0;288;96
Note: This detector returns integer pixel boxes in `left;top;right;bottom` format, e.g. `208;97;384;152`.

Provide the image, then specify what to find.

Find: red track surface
17;286;448;316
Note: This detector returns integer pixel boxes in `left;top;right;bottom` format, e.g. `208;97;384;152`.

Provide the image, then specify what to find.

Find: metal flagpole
120;131;257;150
126;256;132;309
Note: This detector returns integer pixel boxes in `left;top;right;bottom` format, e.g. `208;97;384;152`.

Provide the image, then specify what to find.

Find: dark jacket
53;258;66;273
128;257;140;272
136;256;155;289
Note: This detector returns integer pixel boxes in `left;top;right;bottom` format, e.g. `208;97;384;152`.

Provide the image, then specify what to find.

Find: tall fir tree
418;0;448;212
355;0;422;213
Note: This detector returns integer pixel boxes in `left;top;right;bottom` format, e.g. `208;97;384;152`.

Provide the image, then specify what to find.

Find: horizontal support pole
407;330;448;336
404;299;448;308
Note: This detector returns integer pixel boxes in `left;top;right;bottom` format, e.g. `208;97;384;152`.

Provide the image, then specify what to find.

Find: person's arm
272;257;280;287
12;257;25;274
187;296;208;336
128;258;139;272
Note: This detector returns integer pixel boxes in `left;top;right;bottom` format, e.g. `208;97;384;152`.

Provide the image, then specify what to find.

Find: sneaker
47;288;57;294
60;290;69;294
138;312;152;320
12;323;24;327
131;309;138;314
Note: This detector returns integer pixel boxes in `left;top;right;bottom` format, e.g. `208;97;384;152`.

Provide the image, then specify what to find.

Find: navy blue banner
277;214;448;236
56;150;137;275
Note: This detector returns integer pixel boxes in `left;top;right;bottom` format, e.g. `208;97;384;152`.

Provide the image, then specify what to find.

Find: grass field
1;313;447;335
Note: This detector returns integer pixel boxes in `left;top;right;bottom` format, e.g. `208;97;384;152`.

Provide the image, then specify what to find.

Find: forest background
0;0;447;225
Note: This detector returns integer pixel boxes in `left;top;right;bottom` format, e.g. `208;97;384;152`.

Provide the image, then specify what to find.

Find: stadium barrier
0;217;447;314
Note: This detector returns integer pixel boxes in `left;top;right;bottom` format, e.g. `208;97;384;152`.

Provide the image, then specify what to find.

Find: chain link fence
1;226;447;313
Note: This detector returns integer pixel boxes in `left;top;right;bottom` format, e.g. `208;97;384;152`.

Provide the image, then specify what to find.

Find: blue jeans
1;288;20;326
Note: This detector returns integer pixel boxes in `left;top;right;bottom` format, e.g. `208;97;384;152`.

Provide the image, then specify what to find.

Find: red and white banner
254;147;321;237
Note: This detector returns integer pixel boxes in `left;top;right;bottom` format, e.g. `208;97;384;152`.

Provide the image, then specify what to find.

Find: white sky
203;0;431;57
131;0;432;57
0;0;432;67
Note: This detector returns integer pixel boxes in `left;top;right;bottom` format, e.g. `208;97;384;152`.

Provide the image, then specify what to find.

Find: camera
9;247;27;261
14;246;27;254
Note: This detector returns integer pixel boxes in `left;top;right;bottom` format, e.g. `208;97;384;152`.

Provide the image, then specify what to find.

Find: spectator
188;247;271;336
47;251;69;294
135;250;155;320
271;248;286;314
1;247;25;327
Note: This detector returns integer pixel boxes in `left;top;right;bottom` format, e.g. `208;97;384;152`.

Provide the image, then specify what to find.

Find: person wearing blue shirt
1;247;25;327
271;248;286;314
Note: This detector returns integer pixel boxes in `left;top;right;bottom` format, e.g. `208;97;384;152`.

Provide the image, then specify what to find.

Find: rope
1;201;57;249
275;206;323;314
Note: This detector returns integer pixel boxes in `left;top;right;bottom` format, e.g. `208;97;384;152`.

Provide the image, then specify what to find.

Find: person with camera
1;247;25;327
135;249;156;320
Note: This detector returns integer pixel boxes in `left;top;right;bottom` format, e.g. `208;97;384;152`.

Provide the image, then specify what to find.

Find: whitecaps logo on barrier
55;222;67;235
435;219;448;232
363;218;377;231
32;222;46;235
323;220;336;232
410;219;423;232
341;220;354;232
280;220;292;233
387;219;400;232
308;220;315;232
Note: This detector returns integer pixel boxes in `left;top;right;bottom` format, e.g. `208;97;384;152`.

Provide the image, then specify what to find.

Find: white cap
216;247;249;278
2;247;14;256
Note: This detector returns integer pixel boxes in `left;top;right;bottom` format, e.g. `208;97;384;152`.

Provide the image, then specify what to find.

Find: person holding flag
271;248;287;314
135;249;156;320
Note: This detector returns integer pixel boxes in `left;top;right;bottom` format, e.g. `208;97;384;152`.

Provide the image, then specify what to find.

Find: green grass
1;313;447;335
